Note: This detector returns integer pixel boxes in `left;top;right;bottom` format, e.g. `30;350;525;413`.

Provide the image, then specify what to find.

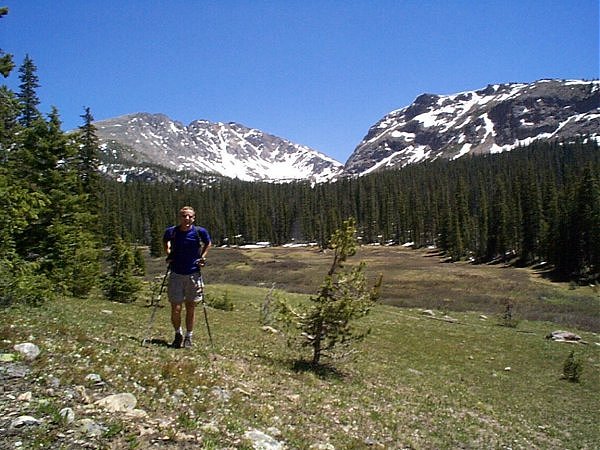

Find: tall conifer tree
17;54;41;127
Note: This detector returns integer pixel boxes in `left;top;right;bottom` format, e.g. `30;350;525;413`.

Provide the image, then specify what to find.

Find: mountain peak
344;79;599;175
96;115;343;183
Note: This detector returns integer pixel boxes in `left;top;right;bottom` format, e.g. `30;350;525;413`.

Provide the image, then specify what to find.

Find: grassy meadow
1;246;599;449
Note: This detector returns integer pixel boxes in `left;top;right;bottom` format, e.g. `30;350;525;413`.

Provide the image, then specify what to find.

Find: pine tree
17;54;41;127
0;7;14;78
103;236;141;303
77;107;101;204
275;218;382;366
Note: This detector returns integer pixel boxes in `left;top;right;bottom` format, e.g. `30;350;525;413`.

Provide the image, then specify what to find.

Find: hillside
1;247;599;449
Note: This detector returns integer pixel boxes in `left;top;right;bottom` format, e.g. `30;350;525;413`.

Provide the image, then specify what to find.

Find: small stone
78;418;106;437
13;343;40;361
17;391;32;402
95;393;137;411
243;428;284;450
59;407;75;424
11;415;42;428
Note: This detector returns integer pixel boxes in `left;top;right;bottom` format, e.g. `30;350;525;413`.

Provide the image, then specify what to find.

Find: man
163;206;212;348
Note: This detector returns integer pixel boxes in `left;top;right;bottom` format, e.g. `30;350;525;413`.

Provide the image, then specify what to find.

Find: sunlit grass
1;247;599;448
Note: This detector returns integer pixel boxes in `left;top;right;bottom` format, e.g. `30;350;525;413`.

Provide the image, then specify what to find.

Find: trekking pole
141;265;171;346
198;268;215;351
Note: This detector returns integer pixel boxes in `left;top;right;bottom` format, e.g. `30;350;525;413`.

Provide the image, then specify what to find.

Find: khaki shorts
168;272;204;304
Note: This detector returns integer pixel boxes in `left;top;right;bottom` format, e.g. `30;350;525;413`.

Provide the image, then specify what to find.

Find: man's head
178;206;195;228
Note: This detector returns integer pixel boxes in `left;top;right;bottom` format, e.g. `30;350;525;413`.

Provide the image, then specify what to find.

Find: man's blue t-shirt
163;225;211;275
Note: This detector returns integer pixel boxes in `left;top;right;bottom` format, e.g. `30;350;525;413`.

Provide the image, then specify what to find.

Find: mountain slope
345;79;600;175
96;113;343;183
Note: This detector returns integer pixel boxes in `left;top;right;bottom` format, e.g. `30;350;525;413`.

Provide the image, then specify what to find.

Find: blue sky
2;0;598;163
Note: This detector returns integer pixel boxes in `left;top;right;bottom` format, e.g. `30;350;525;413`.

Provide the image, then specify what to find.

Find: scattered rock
78;418;106;437
95;392;137;412
17;391;32;402
211;386;231;402
13;343;40;361
10;415;42;429
421;309;436;317
243;428;285;450
59;407;75;424
310;444;335;450
0;362;30;379
85;373;102;384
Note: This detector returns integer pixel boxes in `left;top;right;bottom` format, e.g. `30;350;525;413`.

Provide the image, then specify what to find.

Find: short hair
179;206;195;217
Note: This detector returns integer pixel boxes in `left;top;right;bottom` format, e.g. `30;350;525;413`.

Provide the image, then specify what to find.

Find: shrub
562;350;583;383
205;291;234;311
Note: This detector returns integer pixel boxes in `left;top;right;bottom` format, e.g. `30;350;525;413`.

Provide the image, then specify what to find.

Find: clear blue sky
2;0;598;163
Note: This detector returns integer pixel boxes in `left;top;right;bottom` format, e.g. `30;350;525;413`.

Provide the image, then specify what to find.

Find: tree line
101;138;600;283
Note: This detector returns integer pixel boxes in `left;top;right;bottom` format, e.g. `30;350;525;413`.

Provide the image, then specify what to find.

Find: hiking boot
171;332;183;348
183;335;192;348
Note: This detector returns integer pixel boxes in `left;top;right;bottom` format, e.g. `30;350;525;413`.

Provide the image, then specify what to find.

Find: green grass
1;247;599;449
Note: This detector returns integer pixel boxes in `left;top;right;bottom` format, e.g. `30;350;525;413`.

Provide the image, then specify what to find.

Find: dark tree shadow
291;359;345;380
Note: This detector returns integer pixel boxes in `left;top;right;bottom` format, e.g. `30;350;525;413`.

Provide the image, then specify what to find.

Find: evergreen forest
1;19;599;307
100;138;600;285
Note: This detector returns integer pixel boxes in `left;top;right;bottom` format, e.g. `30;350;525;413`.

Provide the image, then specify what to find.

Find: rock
94;392;137;412
17;391;32;402
10;415;42;428
243;428;285;450
262;325;280;334
0;363;30;379
85;373;102;383
46;375;61;388
286;394;301;402
78;418;106;437
59;407;75;424
546;330;581;342
13;343;40;361
74;385;92;404
310;444;335;450
211;387;231;402
421;309;436;317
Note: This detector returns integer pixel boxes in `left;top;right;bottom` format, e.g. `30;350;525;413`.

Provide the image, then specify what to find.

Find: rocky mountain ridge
344;79;599;174
95;79;599;182
96;114;343;183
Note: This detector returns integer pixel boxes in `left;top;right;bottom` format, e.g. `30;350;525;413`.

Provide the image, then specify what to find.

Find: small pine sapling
562;350;583;383
275;218;382;366
499;298;519;328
